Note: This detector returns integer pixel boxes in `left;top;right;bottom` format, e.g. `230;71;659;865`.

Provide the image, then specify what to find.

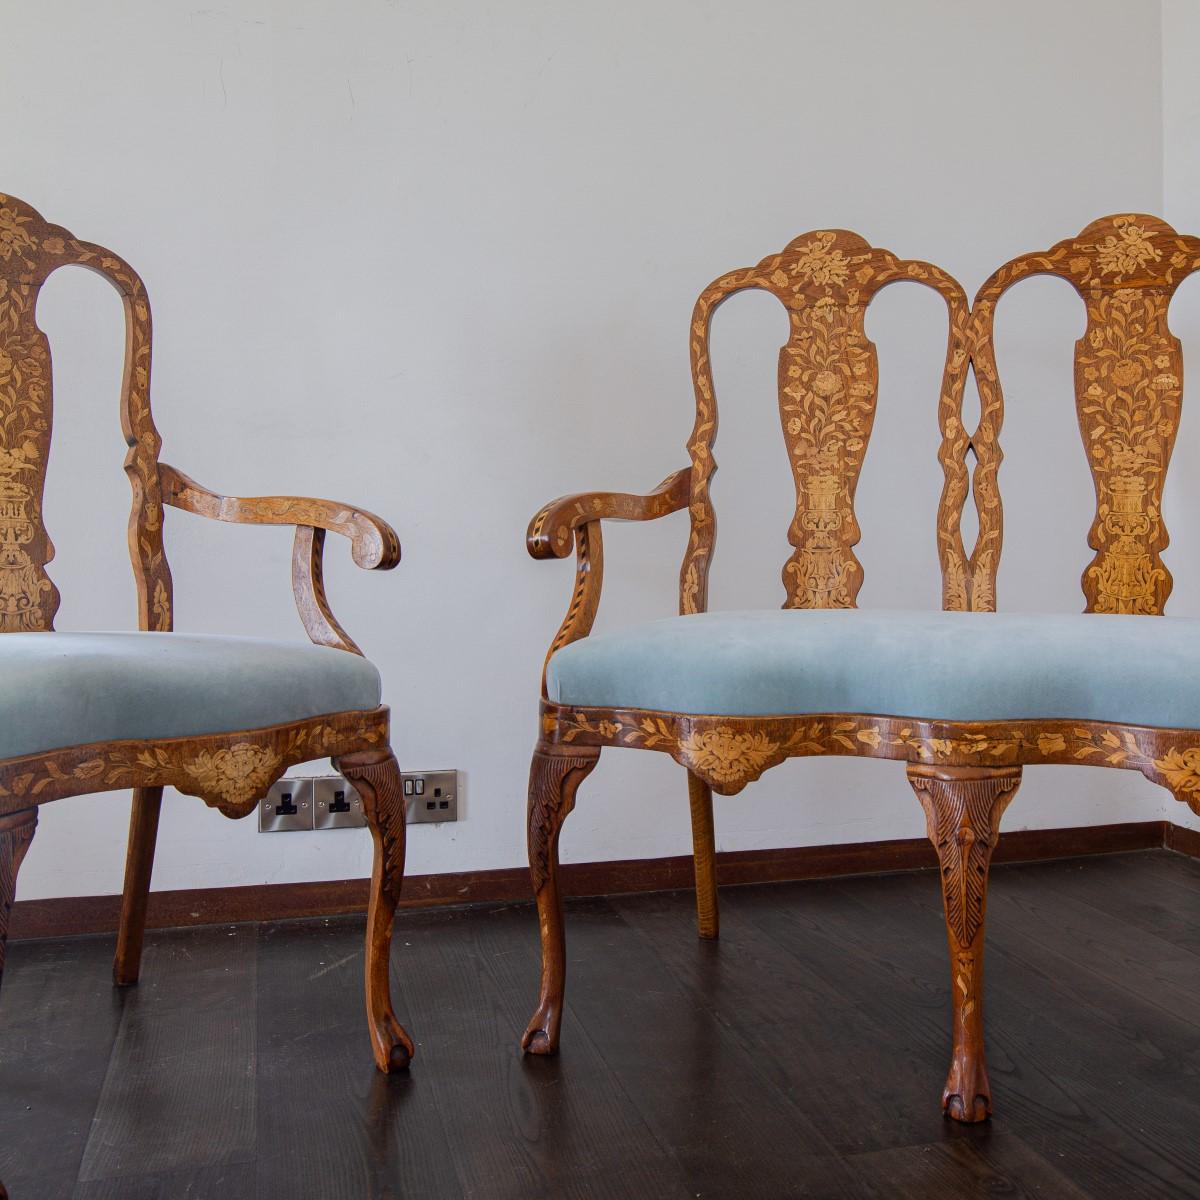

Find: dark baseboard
1164;820;1200;859
9;818;1185;942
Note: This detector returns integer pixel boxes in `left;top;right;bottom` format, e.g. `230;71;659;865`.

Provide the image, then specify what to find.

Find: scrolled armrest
527;468;691;560
160;463;400;570
529;467;691;694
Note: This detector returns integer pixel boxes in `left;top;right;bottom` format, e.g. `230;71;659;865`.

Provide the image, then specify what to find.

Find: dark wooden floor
2;849;1199;1199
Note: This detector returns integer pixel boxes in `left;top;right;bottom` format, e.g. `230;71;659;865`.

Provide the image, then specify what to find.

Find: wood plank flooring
1;849;1198;1198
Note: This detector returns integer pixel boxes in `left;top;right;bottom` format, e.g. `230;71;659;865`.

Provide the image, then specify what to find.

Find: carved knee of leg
0;809;38;982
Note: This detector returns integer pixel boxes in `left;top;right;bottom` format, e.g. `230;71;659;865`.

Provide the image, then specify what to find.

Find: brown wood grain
112;785;163;986
685;770;718;938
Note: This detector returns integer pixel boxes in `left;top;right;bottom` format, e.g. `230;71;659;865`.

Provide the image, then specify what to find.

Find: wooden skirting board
9;819;1193;942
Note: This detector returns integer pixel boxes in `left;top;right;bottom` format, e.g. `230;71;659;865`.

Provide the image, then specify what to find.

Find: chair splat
0;193;172;633
680;229;971;614
971;214;1200;615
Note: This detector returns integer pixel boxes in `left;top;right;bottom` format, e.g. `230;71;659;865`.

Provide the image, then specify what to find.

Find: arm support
159;463;400;655
161;464;400;569
527;468;691;560
529;468;691;691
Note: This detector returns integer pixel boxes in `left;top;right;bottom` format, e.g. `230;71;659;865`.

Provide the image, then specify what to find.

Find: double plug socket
259;776;364;832
259;770;459;831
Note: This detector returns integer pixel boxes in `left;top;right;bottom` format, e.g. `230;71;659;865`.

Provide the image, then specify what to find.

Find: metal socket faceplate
402;770;459;823
259;778;314;832
313;775;366;829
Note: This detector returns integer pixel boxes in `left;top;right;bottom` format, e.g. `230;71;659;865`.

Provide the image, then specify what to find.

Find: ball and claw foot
943;1061;992;1123
944;1090;992;1124
521;1002;560;1056
373;1014;415;1073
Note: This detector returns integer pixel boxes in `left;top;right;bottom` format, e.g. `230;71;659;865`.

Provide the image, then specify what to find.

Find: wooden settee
524;216;1200;1123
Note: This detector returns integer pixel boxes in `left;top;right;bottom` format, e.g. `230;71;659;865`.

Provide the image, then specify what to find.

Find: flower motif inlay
0;193;172;632
184;743;282;805
679;728;778;785
679;229;970;616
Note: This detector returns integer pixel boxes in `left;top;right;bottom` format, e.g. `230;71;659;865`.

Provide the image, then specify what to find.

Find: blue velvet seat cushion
546;609;1200;727
0;632;381;761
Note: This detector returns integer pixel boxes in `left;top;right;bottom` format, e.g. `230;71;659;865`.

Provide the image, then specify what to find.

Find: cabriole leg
521;744;599;1055
114;786;164;986
687;771;719;939
0;808;37;989
907;763;1021;1123
338;748;415;1073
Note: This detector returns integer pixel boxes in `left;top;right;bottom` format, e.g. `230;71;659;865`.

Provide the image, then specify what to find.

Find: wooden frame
0;194;410;1195
524;219;1200;1124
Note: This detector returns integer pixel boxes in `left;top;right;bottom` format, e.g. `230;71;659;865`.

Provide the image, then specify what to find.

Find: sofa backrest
971;215;1200;615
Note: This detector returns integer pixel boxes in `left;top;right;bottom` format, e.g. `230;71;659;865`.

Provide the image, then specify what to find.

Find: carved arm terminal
527;468;691;685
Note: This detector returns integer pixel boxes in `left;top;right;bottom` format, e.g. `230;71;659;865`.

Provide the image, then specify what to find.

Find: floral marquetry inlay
0;710;388;820
544;701;1200;810
679;230;971;614
677;727;777;787
0;193;173;633
971;214;1200;614
184;743;283;807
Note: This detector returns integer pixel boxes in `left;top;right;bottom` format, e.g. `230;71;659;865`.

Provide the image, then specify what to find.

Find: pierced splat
0;193;172;633
679;229;971;614
971;215;1200;614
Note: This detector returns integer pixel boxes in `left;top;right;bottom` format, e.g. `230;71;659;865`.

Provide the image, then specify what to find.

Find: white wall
4;0;1179;901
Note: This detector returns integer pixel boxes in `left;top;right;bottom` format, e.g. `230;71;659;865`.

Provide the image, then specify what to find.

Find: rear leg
687;771;718;939
113;786;163;986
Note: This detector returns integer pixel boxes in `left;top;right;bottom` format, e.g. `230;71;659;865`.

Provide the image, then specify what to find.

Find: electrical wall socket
402;770;458;823
259;770;461;831
259;778;313;832
313;775;366;829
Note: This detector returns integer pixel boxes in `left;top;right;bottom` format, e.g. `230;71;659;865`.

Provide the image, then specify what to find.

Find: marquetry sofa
0;194;413;1197
523;216;1200;1124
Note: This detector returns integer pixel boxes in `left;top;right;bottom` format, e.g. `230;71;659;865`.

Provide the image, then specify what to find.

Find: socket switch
402;770;459;823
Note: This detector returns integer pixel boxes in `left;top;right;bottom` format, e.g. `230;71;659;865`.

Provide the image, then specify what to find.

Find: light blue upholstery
0;632;381;761
547;609;1200;727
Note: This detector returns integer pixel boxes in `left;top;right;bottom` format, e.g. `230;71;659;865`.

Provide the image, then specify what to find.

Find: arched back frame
0;193;171;634
969;214;1200;614
679;230;973;615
